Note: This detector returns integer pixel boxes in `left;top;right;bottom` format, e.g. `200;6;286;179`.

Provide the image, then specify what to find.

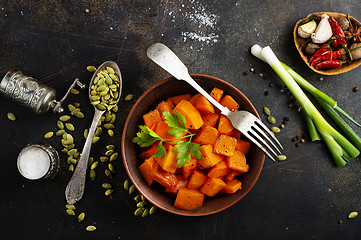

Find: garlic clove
298;20;317;38
311;14;333;44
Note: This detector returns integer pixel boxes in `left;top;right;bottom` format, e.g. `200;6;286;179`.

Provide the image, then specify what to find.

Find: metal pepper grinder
0;70;85;114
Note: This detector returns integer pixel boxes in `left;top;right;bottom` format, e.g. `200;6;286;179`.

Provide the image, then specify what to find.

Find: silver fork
147;43;283;162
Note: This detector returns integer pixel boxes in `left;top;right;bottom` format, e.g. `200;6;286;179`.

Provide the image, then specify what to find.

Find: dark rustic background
1;0;361;239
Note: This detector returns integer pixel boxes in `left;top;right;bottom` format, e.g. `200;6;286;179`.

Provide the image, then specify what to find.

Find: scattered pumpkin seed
70;88;79;94
110;152;118;161
56;129;66;136
108;163;115;172
141;195;145;202
100;156;109;162
105;150;114;156
106;66;115;74
90;161;99;170
142;209;149;218
124;179;130;190
349;211;358;219
74;111;84;119
134;194;141;202
102;183;112;189
84;129;89;139
105;189;113;196
68;149;77;156
68;104;76;112
277;155;287;161
112;105;118;112
78;212;85;222
65;123;75;131
128;184;135;194
92;136;100;144
74;102;80;107
137;202;146;208
66;209;75;215
103;123;115;129
57;120;64;129
108;129;114;137
87;66;97;72
59;115;71;121
62;148;69;154
270;127;281;133
134;208;144;216
263;107;271;116
7;112;16;121
95;127;102;136
86;225;96;231
149;206;157;215
105;169;112;178
69;164;74;172
88;157;94;166
65;204;76;210
106;145;115;150
44;132;54;139
71;158;78;165
90;169;96;180
267;115;276;125
125;94;133;101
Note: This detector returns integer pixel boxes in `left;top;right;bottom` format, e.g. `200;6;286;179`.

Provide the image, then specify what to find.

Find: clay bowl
294;12;361;75
121;74;265;216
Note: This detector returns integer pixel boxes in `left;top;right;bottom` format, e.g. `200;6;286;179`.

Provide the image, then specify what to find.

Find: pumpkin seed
91;100;100;106
96;104;106;111
110;152;118;161
105;150;114;156
109;73;118;81
71;108;81;116
134;208;144;216
88;157;94;166
56;129;66;136
100;156;109;162
106;129;114;137
125;94;133;101
90;169;96;180
142;209;149;218
65;204;76;210
108;163;115;172
106;67;115;74
71;89;79;95
270;127;281;133
66;143;75;150
86;225;96;231
7;112;16;121
74;111;84;119
59;115;71;121
128;184;135;194
263;107;271;116
267;115;276;125
44;132;54;139
105;169;112;178
104;114;112;123
349;211;358;219
137;202;146;208
87;66;97;72
95;127;102;136
69;164;74;172
78;212;85;222
141;195;145;202
124;179;130;190
57;120;64;129
112;105;118;113
102;183;112;189
149;206;157;215
71;158;78;165
66;209;75;215
105;189;113;196
74;102;80;107
103;123;114;129
90;161;98;170
106;145;115;150
277;155;287;161
68;104;76;112
65;123;75;131
68;149;77;156
62;148;69;154
84;129;89;139
92;136;100;144
134;194;141;202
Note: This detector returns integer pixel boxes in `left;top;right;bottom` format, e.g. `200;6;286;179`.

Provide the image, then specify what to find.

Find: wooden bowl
121;74;265;216
294;12;361;75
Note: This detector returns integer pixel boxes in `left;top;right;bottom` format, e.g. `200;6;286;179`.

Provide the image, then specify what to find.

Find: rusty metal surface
1;0;361;239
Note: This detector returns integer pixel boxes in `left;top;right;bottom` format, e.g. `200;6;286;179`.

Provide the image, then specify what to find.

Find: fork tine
242;132;276;162
251;124;282;154
255;119;283;150
248;128;279;157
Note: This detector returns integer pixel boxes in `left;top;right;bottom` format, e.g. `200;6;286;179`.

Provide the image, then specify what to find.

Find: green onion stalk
251;45;360;167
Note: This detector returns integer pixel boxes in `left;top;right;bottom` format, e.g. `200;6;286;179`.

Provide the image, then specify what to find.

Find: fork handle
182;74;230;115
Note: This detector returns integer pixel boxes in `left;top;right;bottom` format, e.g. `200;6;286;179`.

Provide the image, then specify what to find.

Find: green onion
251;45;360;167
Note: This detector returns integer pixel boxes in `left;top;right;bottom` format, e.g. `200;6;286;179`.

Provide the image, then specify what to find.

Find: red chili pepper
329;16;347;47
314;60;341;69
309;44;329;63
311;50;342;66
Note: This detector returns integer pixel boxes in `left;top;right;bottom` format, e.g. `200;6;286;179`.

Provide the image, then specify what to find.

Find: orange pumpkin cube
174;188;204;210
210;87;224;102
187;169;208;189
194;95;215;115
157;144;178;173
214;134;237;156
200;177;226;197
220;95;240;112
173;100;203;129
154;121;186;145
143;109;162;128
235;139;251;154
156;101;173;121
169;94;191;105
151;163;180;191
140;143;158;160
202;113;220;128
225;170;241;182
193;125;219;146
138;157;156;186
218;115;234;135
189;93;202;105
226;150;249;173
181;158;199;180
198;144;224;169
220;179;242;194
208;160;231;178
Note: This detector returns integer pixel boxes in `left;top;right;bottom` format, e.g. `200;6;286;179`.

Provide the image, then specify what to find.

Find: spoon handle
65;109;104;204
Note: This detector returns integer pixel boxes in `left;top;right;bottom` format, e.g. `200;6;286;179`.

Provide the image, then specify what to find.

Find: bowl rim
121;73;265;216
294;12;361;75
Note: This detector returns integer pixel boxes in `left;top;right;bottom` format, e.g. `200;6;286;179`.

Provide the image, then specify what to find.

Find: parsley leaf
153;141;167;159
173;141;192;168
132;125;161;147
190;142;203;160
164;111;187;137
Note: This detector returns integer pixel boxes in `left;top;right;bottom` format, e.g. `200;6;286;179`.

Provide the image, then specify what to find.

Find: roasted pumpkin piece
198;144;224;169
220;179;242;194
156;101;173;121
169;94;191;105
187;169;208;189
157;144;178;173
220;95;240;112
235;139;251;154
139;143;158;160
143;109;162;128
218;115;234;135
201;113;220;128
138;157;156;186
154;121;186;145
165;178;188;195
224;170;241;182
214;134;237;157
174;188;204;210
207;160;231;178
173;99;204;129
200;177;226;197
193;125;219;146
151;163;180;191
210;87;224;102
181;158;199;180
226;150;249;173
194;95;215;115
189;93;202;105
